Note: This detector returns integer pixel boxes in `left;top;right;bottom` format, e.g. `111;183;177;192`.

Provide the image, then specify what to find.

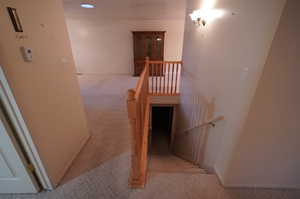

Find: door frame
0;66;53;190
132;31;166;76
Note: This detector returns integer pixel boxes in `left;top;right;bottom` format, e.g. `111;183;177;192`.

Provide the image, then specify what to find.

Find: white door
0;107;39;193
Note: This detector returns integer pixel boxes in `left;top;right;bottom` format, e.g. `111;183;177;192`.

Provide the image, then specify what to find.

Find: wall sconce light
190;9;224;26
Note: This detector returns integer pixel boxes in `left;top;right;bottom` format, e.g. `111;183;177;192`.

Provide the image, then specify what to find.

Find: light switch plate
20;47;33;62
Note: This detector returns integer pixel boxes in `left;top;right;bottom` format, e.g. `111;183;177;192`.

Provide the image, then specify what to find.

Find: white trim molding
214;165;300;189
0;66;53;190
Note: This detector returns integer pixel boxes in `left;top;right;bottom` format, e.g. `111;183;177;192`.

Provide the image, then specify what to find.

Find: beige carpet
1;74;298;199
148;130;207;176
61;74;137;184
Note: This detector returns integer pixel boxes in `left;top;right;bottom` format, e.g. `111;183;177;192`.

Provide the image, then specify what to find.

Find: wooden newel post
127;89;141;187
127;62;150;188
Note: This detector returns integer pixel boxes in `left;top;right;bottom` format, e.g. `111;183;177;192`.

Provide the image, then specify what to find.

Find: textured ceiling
63;0;186;20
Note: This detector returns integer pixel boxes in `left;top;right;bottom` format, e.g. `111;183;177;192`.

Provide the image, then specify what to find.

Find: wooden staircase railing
149;61;182;96
127;58;150;188
127;58;182;188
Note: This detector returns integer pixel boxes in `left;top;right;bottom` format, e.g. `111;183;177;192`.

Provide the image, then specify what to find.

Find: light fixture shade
80;3;95;8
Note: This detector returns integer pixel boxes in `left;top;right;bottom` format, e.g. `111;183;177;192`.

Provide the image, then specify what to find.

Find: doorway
132;31;165;76
148;105;204;176
0;67;52;193
0;101;39;193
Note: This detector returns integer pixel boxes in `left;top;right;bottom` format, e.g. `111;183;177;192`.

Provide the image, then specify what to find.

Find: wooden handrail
183;116;224;133
127;57;150;188
134;57;149;99
147;60;182;64
127;58;182;188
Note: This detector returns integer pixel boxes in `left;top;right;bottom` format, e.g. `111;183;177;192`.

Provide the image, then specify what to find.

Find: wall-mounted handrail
183;116;224;133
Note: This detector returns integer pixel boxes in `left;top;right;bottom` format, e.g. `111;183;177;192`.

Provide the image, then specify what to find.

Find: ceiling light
80;3;95;8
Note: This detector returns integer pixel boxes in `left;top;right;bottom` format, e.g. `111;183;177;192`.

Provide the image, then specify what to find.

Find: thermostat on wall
20;47;33;62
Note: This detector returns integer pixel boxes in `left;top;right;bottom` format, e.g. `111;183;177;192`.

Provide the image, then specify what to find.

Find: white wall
64;14;185;75
0;0;90;186
225;0;300;188
179;0;286;186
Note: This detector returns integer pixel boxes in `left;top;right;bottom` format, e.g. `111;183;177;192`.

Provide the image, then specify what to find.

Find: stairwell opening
150;106;174;155
148;105;203;175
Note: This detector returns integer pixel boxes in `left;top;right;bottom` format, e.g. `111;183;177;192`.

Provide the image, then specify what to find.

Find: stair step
149;168;207;174
149;154;208;174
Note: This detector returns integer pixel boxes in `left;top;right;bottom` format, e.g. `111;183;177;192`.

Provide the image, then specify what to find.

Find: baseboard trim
222;183;300;190
214;166;226;187
214;166;300;189
54;134;91;187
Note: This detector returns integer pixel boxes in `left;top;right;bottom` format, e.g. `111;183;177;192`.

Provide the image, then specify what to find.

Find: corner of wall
52;133;91;187
214;164;226;186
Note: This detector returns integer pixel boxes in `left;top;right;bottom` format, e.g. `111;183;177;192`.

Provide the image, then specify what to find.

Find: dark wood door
133;31;165;76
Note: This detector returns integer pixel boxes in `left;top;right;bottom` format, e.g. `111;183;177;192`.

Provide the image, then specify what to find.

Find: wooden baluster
157;63;161;94
151;63;154;94
168;62;172;94
170;63;173;94
151;64;154;94
146;64;149;94
172;63;175;94
156;63;158;94
165;63;168;94
161;62;164;94
152;63;154;94
157;63;159;94
168;63;170;94
159;63;161;94
153;63;156;94
163;62;166;94
174;63;179;94
153;63;155;94
155;63;157;94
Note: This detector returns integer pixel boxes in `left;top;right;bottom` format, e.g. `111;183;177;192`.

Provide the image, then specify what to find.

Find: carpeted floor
1;75;299;199
61;74;137;184
148;129;207;176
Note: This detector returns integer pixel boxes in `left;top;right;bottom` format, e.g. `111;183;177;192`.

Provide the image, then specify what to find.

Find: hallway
0;75;298;199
